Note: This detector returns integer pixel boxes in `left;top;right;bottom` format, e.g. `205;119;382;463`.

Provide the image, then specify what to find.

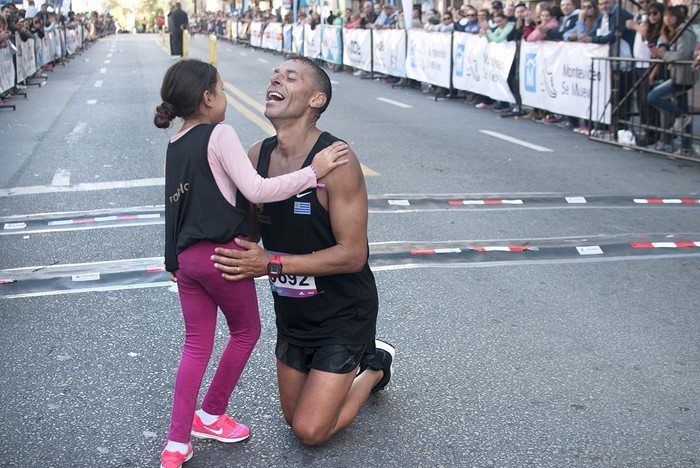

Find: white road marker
0;177;165;197
257;58;268;63
51;169;71;187
240;52;248;56
99;68;107;74
330;79;339;84
479;130;553;152
94;80;103;87
104;60;110;64
87;99;97;105
376;97;412;109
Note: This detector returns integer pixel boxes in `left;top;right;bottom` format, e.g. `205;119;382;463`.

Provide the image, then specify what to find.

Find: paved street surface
1;33;699;467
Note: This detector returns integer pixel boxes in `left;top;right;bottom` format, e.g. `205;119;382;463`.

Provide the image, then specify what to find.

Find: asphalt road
0;33;699;467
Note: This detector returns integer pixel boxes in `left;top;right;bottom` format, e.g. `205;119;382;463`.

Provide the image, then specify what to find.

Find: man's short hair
284;55;332;118
514;2;527;9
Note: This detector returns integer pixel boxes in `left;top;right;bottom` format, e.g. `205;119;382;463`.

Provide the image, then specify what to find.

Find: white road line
257;58;268;63
240;52;248;56
99;68;107;74
330;79;339;84
104;60;110;64
87;99;97;105
65;122;87;145
376;97;412;108
51;169;71;187
0;178;165;198
479;130;553;152
94;80;103;87
107;53;113;58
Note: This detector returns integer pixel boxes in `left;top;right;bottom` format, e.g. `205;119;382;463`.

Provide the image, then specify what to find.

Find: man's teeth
268;92;284;101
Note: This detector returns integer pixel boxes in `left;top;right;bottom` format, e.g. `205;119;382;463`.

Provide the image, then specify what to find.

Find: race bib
269;274;318;298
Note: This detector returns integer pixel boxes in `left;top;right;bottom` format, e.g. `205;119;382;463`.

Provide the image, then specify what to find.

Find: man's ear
309;91;327;110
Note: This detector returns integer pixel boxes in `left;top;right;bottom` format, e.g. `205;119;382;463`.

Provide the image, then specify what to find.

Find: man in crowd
170;3;188;57
211;56;395;446
547;0;579;40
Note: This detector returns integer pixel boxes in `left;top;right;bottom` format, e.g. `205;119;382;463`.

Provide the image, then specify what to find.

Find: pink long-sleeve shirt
170;123;317;206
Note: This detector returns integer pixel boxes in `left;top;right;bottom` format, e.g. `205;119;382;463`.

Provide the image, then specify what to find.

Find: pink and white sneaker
160;443;193;468
191;413;250;443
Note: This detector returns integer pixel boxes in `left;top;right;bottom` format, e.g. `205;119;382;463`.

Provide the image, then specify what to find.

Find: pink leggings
167;239;261;443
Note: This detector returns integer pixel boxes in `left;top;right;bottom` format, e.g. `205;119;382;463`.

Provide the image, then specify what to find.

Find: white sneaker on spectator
353;70;364;76
672;114;692;132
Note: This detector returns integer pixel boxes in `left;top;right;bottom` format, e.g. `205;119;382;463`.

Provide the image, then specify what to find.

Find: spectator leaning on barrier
626;2;665;146
647;6;698;156
567;0;599;41
527;3;559;41
458;6;481;33
505;2;516;20
345;12;362;29
547;0;579;40
36;2;49;28
360;1;377;28
490;1;504;28
507;3;528;40
485;11;515;41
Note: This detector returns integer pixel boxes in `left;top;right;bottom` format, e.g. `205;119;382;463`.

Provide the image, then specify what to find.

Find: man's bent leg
276;360;309;426
290;368;382;446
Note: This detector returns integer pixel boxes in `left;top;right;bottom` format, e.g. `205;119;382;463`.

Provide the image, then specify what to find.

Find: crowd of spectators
0;2;113;107
136;0;699;157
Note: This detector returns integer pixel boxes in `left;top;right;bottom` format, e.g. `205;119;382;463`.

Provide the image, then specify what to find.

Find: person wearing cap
490;1;504;28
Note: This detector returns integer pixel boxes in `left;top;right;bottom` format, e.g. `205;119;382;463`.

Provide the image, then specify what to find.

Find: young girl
153;59;348;468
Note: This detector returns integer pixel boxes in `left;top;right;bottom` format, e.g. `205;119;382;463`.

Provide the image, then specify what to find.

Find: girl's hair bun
154;102;177;129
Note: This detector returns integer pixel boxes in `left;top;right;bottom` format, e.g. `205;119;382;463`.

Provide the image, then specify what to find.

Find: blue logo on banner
294;202;311;215
524;53;537;93
455;44;465;78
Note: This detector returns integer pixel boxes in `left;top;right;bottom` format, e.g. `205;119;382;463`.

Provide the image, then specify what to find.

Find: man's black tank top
164;124;252;272
256;132;378;347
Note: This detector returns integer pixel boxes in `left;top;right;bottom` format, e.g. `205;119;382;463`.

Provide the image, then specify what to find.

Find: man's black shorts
275;339;371;374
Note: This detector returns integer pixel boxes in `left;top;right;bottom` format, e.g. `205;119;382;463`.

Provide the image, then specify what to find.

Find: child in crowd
153;59;348;468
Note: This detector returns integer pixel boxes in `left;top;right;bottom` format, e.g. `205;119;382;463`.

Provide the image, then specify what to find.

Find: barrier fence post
209;34;217;68
161;27;165;48
183;30;189;58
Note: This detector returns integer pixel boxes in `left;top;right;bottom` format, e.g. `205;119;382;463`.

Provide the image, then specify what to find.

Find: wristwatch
267;254;282;280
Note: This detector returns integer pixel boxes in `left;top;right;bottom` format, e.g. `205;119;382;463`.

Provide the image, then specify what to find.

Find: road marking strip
376;97;412;108
224;93;276;135
257;58;268;63
223;80;266;113
94;80;103;87
0;178;165;197
479;130;553;152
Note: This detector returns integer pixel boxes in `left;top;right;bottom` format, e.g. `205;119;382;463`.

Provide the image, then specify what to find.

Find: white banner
406;30;451;88
0;47;15;93
283;24;293;52
249;21;263;48
16;34;37;83
292;24;304;55
262;22;283;51
519;41;611;124
321;25;342;65
303;24;320;60
342;28;372;72
373;29;406;78
452;33;515;102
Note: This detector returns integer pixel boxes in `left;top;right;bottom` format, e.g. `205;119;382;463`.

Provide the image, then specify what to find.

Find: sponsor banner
342;27;371;72
262;22;283;51
303;24;320;60
321;25;342;65
34;35;45;68
16;34;37;83
519;41;611;124
237;20;250;40
0;47;15;92
373;29;406;78
283;24;293;52
66;28;78;54
292;24;304;54
249;21;263;47
452;33;515;102
406;29;451;88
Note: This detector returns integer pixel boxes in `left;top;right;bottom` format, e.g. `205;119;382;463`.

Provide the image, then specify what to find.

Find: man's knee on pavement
291;420;332;446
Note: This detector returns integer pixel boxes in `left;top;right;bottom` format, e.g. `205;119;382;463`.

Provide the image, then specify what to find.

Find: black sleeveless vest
255;132;378;347
164;124;252;272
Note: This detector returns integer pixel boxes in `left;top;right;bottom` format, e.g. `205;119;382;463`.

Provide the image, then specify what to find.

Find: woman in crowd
625;2;665;145
647;6;697;156
526;4;559;41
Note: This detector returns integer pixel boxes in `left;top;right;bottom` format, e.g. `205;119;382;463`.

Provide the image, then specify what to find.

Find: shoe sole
190;430;250;443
